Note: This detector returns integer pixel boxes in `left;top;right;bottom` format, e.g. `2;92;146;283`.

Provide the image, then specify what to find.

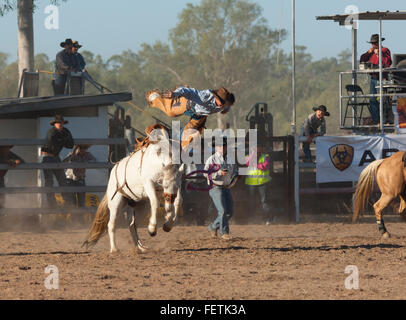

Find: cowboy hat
60;38;73;48
312;105;330;116
72;40;82;48
212;87;235;106
368;34;385;44
49;115;69;125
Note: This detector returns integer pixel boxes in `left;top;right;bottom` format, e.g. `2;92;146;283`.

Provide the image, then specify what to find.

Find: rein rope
184;164;220;192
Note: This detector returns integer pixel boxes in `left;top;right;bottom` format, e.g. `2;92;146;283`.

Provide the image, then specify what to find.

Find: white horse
82;130;184;253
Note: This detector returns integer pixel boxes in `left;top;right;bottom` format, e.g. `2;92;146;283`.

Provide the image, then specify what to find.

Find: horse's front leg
163;188;182;232
144;180;159;237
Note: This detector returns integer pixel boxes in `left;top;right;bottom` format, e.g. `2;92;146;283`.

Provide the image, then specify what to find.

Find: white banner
316;135;406;183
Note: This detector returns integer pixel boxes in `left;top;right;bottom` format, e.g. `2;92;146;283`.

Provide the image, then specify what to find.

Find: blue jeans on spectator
208;187;233;235
302;128;315;162
54;75;67;95
369;78;380;124
247;183;271;222
42;155;71;207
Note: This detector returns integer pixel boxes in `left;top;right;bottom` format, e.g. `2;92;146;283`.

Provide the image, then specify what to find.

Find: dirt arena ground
1;215;406;300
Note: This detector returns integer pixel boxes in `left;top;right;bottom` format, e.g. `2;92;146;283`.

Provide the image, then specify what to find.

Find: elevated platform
0;92;132;119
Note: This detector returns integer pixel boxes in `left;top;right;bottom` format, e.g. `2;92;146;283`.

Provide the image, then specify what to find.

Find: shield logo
329;144;354;171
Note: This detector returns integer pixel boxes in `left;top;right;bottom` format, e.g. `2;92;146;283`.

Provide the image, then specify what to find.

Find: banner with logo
316;135;406;183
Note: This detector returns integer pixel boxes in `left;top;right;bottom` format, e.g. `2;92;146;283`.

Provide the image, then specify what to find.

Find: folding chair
343;84;370;126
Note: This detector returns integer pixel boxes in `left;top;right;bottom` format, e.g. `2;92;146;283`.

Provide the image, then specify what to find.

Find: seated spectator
63;144;96;208
72;40;86;72
53;38;76;95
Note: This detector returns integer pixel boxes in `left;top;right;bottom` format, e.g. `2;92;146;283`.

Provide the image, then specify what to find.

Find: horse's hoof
148;230;157;237
110;248;119;254
137;246;148;254
381;232;391;239
162;223;172;233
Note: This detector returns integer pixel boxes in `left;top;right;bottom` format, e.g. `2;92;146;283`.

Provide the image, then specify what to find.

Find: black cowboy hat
60;38;73;48
72;40;82;48
312;105;330;116
212;87;235;106
49;115;69;125
368;34;385;44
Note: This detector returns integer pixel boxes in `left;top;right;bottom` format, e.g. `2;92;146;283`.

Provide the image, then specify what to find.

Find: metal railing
0;138;127;215
339;68;406;131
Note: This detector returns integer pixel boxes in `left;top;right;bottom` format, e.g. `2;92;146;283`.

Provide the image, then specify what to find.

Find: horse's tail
352;159;384;223
82;194;110;249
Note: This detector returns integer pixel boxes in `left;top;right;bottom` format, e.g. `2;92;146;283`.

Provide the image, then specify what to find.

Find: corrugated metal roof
316;11;406;25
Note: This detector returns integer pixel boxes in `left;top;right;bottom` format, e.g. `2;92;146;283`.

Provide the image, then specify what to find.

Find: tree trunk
17;0;34;93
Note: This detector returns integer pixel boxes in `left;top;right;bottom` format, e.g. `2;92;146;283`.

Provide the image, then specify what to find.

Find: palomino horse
353;151;406;238
82;128;185;253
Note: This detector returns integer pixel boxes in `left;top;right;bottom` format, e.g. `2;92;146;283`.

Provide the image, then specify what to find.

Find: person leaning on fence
63;144;96;208
0;146;25;209
41;115;74;208
204;138;238;241
146;86;235;148
360;34;392;125
53;38;76;95
245;144;273;225
302;105;329;163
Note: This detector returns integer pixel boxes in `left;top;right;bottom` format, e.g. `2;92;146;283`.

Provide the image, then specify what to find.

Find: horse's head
162;163;185;199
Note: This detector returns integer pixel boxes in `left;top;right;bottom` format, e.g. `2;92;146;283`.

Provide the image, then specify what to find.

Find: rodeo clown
146;86;235;148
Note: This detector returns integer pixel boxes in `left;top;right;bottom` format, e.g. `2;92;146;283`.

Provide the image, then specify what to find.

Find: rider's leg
181;117;207;149
146;90;187;117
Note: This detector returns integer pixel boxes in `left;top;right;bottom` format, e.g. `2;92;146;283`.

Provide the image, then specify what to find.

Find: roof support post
352;24;358;126
379;18;384;133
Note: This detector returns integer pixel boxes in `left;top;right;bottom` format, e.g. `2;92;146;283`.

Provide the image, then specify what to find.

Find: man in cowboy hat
63;144;95;208
0;145;24;209
146;86;235;148
40;115;74;208
71;40;87;93
72;40;86;72
360;34;392;124
302;105;329;163
204;137;238;240
54;38;76;95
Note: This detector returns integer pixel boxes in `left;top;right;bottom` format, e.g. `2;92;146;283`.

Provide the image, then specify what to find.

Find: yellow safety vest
245;153;271;186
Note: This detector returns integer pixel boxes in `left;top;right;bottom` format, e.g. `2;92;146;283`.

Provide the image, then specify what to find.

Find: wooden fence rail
0;162;113;170
0;186;107;194
0;138;127;146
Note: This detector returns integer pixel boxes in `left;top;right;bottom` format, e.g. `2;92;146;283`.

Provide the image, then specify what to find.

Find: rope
184;164;220;192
